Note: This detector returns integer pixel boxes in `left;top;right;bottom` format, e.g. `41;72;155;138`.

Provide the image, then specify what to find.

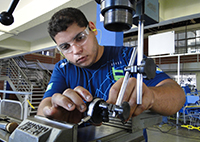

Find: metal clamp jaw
84;98;130;125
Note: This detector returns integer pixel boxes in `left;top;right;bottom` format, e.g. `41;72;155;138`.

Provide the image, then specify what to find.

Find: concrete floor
146;124;200;142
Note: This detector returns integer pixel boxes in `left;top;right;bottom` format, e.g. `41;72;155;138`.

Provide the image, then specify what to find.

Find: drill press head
95;0;136;32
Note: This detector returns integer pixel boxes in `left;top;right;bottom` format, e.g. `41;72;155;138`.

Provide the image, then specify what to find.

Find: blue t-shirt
44;46;170;100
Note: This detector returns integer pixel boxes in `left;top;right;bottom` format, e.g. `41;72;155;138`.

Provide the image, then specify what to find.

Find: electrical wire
97;29;102;45
27;100;35;109
147;122;176;133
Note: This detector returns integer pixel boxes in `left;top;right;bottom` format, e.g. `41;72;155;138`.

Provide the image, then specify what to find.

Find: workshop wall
159;0;200;21
0;81;3;91
24;52;61;64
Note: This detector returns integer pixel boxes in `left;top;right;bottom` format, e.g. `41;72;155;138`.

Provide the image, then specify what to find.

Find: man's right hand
37;86;93;124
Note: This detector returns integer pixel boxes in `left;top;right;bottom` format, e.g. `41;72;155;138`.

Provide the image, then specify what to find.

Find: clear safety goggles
57;26;89;54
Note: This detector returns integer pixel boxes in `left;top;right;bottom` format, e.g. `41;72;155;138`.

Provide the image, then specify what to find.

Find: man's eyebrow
73;31;83;40
58;31;83;47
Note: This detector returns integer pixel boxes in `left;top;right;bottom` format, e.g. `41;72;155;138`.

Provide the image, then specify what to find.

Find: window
124;28;200;55
123;39;138;47
196;30;200;37
36;49;55;57
175;28;200;54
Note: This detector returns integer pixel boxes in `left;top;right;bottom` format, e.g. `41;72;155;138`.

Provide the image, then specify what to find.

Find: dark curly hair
48;7;89;41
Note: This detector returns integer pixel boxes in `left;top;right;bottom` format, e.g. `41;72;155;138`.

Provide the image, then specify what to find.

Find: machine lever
124;58;156;80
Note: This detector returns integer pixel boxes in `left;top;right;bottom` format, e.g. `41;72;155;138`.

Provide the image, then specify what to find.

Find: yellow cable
27;100;35;109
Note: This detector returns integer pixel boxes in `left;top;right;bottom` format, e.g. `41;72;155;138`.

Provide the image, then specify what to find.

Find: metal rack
0;90;32;120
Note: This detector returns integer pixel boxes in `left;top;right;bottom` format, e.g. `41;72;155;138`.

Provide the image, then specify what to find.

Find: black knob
0;12;14;26
117;102;130;123
101;110;109;122
138;58;156;80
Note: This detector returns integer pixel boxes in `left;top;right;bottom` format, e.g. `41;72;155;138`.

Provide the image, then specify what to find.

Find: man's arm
107;78;185;118
149;78;185;116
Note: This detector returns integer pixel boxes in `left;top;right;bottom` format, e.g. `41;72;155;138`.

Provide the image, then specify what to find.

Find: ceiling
0;0;200;59
0;0;96;59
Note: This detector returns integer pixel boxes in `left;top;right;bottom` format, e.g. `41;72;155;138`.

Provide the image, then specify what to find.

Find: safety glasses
57;26;89;54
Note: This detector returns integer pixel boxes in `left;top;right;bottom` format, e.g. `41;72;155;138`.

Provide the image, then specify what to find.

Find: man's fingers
43;106;52;116
41;86;93;123
43;104;82;123
74;86;93;102
123;78;137;102
43;105;68;120
129;85;155;117
107;78;124;104
61;89;87;112
51;93;75;111
47;86;93;120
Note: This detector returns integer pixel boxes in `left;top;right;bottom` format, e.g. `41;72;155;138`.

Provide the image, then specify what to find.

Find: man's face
54;23;100;68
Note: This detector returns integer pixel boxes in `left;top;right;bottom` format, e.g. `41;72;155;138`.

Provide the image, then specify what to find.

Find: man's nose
71;44;83;54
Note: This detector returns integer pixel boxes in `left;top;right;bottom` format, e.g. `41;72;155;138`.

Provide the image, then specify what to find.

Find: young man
37;7;185;125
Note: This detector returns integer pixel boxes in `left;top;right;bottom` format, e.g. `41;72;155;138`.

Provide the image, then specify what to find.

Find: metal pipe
8;0;20;14
137;19;144;104
176;55;180;128
116;47;137;106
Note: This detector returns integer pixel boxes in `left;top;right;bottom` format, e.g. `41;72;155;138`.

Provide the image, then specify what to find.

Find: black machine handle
0;0;20;26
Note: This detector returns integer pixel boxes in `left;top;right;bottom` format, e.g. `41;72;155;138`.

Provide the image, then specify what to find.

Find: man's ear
89;21;97;35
